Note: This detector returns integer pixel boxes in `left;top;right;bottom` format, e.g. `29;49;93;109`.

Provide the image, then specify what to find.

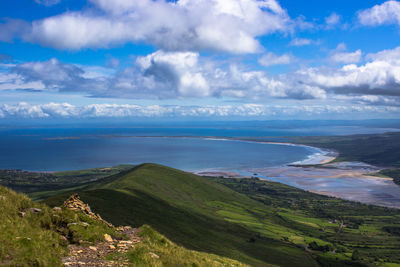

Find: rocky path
62;226;141;267
61;195;141;266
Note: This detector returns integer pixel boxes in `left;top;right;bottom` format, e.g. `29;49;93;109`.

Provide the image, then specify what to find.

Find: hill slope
45;163;315;267
43;163;400;267
0;185;248;267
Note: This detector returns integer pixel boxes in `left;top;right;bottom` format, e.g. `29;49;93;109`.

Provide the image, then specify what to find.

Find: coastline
37;134;400;208
45;134;336;166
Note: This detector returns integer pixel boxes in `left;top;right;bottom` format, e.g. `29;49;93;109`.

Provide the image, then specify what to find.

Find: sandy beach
194;142;400;209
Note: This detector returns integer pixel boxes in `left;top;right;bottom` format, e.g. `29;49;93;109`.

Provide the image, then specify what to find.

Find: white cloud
289;38;312;46
353;95;400;106
3;50;326;100
2;102;49;118
11;58;90;92
258;52;293;67
3;45;400;102
34;0;61;6
1;102;398;119
26;0;291;53
297;46;400;96
366;46;400;62
330;49;362;64
325;13;341;28
358;0;400;27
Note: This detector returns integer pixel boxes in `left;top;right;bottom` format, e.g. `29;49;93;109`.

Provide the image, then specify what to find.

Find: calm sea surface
0;134;317;171
0;126;398;171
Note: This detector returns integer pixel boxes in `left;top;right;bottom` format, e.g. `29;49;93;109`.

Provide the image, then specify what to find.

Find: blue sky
1;0;400;120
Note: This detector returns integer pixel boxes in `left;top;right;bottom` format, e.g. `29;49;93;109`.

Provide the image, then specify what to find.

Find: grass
0;185;117;266
215;177;400;266
42;163;400;266
44;164;316;267
109;225;251;267
4;156;400;266
1;185;249;266
0;165;134;200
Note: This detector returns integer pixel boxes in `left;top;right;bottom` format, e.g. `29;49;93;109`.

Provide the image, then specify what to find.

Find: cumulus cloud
330;49;362;64
0;51;326;100
10;58;97;93
258;52;293;67
358;0;400;27
0;102;398;119
297;46;400;96
3;45;400;102
25;0;291;53
366;46;400;62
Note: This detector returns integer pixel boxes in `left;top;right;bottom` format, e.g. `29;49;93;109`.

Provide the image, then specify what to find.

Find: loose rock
63;194;114;228
104;234;113;243
89;246;97;252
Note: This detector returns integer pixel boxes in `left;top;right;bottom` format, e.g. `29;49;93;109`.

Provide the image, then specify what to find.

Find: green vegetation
213;177;400;266
0;185;117;266
42;163;400;266
109;225;249;267
45;163;315;267
289;132;400;167
0;165;134;200
0;185;247;266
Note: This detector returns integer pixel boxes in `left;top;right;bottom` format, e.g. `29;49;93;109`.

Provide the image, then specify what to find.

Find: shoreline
45;134;336;166
18;134;400;209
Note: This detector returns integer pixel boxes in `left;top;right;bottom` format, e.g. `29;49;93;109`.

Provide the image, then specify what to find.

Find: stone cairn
63;194;114;228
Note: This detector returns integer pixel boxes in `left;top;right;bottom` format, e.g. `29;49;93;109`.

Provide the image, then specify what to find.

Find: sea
1;122;399;172
1;121;400;208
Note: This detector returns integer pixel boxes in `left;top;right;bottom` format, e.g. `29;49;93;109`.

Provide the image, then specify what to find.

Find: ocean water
0;125;398;171
0;133;318;171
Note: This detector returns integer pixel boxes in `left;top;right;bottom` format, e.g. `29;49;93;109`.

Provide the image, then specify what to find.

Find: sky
1;0;400;121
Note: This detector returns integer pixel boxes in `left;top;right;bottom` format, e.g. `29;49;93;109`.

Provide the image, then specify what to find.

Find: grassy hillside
118;225;249;267
45;163;315;267
214;177;400;266
0;165;134;200
43;163;400;266
0;185;247;266
0;185;117;265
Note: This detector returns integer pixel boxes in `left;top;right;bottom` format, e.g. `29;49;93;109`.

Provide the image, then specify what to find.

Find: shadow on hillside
44;188;314;267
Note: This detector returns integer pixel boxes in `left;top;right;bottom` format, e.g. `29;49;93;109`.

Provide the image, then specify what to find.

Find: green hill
0;185;248;266
45;163;315;266
42;163;400;267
